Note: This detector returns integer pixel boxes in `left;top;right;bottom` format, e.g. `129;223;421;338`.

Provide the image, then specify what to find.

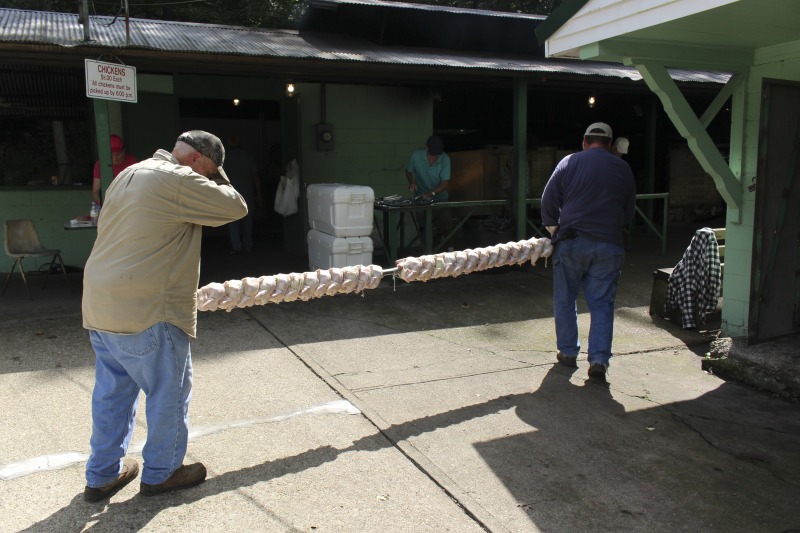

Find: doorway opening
180;97;283;246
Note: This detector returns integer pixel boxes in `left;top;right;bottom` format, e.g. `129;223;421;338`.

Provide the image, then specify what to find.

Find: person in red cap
92;134;138;205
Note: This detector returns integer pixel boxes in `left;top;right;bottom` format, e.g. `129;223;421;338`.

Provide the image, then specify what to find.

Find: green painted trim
632;60;742;218
700;73;742;128
138;73;174;94
754;38;800;65
0;189;98;272
93;99;112;198
592;41;752;70
725;70;747;179
535;0;590;45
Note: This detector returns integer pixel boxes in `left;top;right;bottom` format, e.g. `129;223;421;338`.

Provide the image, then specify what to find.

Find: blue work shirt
541;147;636;246
406;148;451;201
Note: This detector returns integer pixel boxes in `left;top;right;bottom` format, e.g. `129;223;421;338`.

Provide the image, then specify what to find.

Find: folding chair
2;219;70;298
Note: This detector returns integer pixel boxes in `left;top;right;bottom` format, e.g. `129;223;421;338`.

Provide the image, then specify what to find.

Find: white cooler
307;229;373;270
307;183;374;237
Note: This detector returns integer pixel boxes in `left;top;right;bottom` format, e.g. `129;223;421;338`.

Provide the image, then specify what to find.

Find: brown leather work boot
556;351;578;368
588;363;608;382
139;463;207;497
84;457;139;502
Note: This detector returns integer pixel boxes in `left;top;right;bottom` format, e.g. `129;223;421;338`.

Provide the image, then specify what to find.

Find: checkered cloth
666;227;722;329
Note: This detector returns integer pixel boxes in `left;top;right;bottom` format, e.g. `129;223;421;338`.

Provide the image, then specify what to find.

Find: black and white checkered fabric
666;227;722;329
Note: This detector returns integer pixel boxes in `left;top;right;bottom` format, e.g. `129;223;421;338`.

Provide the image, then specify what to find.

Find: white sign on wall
85;59;137;103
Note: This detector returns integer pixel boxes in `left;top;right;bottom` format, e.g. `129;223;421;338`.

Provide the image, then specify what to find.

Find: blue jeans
552;237;625;367
85;322;193;487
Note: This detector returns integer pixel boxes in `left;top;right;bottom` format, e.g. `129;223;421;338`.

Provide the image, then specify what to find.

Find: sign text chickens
85;59;137;103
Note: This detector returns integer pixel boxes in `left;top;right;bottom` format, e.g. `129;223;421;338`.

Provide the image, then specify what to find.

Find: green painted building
538;0;800;342
1;2;727;288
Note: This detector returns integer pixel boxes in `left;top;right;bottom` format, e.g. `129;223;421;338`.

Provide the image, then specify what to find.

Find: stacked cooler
307;183;375;270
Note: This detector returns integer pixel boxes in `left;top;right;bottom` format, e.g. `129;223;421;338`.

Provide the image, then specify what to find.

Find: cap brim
211;167;229;183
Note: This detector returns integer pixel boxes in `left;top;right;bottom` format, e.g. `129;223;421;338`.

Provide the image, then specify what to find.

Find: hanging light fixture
286;83;296;97
232;98;240;107
588;95;596;108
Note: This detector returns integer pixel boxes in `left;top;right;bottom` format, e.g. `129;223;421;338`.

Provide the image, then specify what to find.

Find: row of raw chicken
197;265;383;312
197;237;553;312
395;237;552;282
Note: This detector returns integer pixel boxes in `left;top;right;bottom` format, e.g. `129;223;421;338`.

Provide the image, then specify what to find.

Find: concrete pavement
1;231;800;532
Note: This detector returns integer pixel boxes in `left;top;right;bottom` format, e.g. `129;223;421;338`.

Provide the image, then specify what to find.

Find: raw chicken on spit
196;237;552;312
394;237;552;283
197;264;384;312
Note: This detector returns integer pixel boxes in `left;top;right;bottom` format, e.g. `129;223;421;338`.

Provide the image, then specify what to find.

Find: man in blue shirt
541;122;636;382
406;135;450;200
405;135;452;241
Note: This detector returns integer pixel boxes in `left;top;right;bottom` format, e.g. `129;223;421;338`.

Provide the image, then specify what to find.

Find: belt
558;227;578;241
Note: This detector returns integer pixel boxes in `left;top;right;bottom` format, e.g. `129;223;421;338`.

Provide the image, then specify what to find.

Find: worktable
374;193;669;263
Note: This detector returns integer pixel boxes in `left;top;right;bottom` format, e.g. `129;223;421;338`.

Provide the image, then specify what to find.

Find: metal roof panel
0;8;729;84
312;0;546;20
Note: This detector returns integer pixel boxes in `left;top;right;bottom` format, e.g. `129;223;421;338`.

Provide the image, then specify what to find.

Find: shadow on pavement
21;362;800;533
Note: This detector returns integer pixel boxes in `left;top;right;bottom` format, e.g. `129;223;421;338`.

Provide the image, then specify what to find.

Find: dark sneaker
140;463;207;497
588;363;607;382
556;352;578;368
84;457;139;502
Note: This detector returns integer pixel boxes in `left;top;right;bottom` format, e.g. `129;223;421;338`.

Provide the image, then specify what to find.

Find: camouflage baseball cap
176;130;228;180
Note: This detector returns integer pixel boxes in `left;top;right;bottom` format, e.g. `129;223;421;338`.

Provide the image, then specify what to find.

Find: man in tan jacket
82;130;248;502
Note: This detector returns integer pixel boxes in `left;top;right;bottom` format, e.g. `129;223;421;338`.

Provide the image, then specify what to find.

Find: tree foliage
9;0;562;29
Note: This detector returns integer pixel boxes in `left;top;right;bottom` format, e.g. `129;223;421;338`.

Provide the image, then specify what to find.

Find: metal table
374;194;669;263
63;221;97;230
374;198;546;263
628;193;670;256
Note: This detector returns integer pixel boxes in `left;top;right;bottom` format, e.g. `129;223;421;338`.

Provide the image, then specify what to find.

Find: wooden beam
629;60;742;219
583;41;752;71
700;72;742;128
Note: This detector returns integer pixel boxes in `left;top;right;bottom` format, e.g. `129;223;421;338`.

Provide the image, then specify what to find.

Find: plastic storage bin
307;183;375;237
307;229;373;270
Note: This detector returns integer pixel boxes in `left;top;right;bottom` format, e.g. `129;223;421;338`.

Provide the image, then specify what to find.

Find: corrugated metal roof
301;0;545;55
0;8;729;84
311;0;546;20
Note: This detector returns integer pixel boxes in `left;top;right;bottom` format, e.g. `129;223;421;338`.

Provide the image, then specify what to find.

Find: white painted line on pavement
187;399;360;440
0;399;361;481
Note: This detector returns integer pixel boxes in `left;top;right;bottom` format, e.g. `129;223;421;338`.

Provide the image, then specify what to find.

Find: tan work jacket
82;149;248;338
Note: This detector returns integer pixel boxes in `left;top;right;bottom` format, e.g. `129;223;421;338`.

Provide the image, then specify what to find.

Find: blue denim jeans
552;237;625;367
85;322;193;487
